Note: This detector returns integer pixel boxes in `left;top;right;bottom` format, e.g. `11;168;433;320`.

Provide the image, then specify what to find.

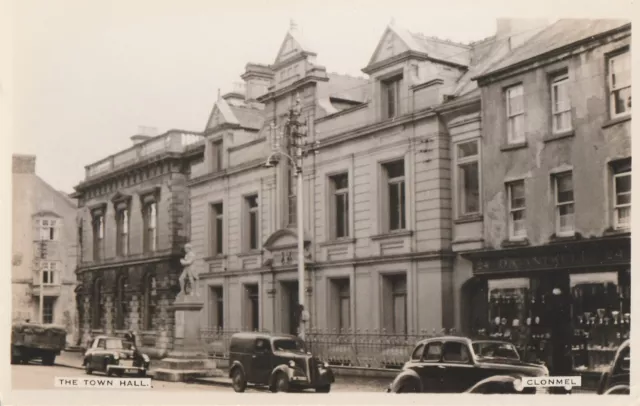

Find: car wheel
315;385;331;393
115;370;125;377
138;370;146;378
85;362;93;375
231;368;247;393
604;385;630;395
42;353;56;366
273;373;290;393
397;380;420;393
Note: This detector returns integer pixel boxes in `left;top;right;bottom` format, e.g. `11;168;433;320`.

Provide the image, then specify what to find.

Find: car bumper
287;368;334;387
106;364;147;373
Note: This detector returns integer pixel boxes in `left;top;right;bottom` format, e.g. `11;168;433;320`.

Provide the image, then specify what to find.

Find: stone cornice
75;250;181;273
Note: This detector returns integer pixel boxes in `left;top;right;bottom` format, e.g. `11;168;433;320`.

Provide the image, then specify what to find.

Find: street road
11;362;391;392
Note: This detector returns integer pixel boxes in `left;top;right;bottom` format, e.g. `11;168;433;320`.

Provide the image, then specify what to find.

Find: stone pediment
263;228;313;268
31;210;61;219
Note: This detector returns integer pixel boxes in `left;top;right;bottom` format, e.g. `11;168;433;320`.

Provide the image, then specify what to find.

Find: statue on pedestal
179;243;198;296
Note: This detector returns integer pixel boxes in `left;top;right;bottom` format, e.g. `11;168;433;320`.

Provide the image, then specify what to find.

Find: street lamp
265;98;314;340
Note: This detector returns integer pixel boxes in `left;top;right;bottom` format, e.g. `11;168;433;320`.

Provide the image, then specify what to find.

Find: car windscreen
273;338;305;353
472;341;520;360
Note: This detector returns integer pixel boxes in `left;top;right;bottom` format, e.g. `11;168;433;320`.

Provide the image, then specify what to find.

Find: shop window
507;180;526;239
553;172;575;236
608;50;631;118
550;72;572;133
487;278;530;339
456;141;480;217
611;159;631;230
505;84;525;144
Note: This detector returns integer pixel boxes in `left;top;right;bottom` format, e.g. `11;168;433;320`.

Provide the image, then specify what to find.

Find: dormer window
382;75;403;119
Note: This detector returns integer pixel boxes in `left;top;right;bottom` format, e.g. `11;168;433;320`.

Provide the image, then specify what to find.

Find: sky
9;0;633;194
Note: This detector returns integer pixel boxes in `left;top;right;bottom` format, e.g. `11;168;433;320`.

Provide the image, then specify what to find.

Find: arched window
142;273;156;331
115;275;128;330
92;278;103;329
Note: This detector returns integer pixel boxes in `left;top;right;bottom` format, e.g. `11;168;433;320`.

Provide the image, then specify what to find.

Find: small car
83;335;150;377
596;339;630;395
228;332;335;393
387;336;549;393
11;322;67;366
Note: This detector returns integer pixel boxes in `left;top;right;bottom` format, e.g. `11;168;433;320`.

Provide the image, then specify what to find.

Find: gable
367;27;411;67
205;98;239;131
274;26;316;66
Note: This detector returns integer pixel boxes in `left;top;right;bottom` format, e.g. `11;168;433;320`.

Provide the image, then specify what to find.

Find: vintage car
11;322;67;365
387;336;549;393
596;339;630;395
83;335;150;377
228;332;335;393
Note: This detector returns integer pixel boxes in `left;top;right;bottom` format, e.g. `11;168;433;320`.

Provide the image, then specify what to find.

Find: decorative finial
217;88;221;100
390;17;396;26
290;19;297;30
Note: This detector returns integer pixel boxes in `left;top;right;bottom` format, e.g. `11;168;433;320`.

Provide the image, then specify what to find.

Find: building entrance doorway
280;281;299;335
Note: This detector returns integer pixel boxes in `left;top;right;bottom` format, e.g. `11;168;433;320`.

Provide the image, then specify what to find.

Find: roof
477;19;631;80
229;105;264;131
389;23;471;67
326;73;370;103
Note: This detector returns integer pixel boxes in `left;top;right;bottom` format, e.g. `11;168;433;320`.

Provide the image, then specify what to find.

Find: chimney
131;126;158;145
221;82;247;106
241;63;275;102
496;18;551;50
12;154;36;174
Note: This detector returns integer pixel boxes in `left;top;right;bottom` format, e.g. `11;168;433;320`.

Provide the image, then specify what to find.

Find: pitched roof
389;24;471;67
229;105;264;131
327;73;370;103
477;19;630;80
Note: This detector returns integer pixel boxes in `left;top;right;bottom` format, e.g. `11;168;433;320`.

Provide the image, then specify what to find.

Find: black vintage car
387;336;549;394
83;335;150;377
228;332;335;393
596;339;630;395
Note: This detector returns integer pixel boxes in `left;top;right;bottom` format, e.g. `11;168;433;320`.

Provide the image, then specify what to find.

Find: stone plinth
153;293;220;382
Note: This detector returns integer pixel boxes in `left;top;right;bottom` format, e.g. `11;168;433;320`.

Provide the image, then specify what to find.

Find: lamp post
266;98;313;340
38;238;47;324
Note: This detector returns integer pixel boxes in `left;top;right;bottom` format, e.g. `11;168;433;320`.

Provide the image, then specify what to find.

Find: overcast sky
10;0;632;193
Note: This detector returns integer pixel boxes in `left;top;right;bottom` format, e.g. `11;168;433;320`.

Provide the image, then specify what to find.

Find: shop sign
472;240;630;274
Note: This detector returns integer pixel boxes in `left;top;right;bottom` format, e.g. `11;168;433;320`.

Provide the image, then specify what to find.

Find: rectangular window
38;219;57;241
92;214;104;261
382;274;407;335
330;278;351;331
554;172;575;235
383;75;403;119
551;74;572;133
77;224;83;262
212;140;223;171
505;84;525;144
456;141;480;216
383;160;406;231
612;159;631;229
507;180;526;239
330;173;349;239
116;208;129;256
609;51;631;118
210;203;224;256
143;202;158;253
245;195;259;251
245;284;259;331
41;262;57;285
43;297;55;324
209;286;224;330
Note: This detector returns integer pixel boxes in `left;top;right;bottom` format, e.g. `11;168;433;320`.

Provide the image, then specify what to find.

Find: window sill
602;115;631;129
549;232;582;243
204;255;227;261
603;227;631;237
500;141;528;151
455;213;483;224
320;238;356;247
371;230;413;241
543;130;575;143
501;238;530;248
237;250;262;258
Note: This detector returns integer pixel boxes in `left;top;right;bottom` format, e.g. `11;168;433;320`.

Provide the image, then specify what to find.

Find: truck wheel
397;379;420;393
273;373;289;393
138;370;146;377
85;362;93;375
42;353;56;366
231;368;247;393
316;385;331;393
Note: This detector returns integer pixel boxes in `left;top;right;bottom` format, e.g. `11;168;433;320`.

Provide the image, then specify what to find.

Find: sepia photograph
1;0;635;404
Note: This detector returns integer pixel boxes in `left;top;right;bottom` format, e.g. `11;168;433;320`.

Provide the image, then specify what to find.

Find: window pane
249;212;258;249
400;181;406;229
510;182;525;209
613;87;632;115
457;141;478;159
611;53;631;88
247;195;258;209
216;218;223;254
393;294;406;335
424;343;442;361
617;207;631;225
461;162;480;214
336;193;347;238
556;174;573;202
333;173;348;190
616;174;631;198
385;161;404;178
387;83;396;118
340;297;350;330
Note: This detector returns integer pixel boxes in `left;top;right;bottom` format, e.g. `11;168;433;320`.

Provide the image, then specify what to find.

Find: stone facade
11;154;79;345
72;131;204;357
188;21;534;336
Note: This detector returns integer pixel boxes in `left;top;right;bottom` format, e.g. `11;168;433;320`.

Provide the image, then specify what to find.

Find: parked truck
11;322;67;365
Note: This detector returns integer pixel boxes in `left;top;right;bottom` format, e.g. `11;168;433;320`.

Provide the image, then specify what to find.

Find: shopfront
463;235;631;373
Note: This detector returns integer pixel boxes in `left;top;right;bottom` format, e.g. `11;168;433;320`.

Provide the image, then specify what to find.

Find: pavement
51;350;595;394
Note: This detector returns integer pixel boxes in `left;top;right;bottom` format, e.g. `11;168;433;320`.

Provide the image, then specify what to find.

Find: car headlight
513;378;524;392
288;360;296;368
142;354;150;362
323;362;329;369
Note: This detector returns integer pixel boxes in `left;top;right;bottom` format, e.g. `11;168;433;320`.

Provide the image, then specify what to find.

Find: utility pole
266;98;313;340
38;237;47;324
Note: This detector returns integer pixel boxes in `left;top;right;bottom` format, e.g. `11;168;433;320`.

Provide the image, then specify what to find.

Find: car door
250;338;272;385
92;338;107;371
440;341;475;392
413;341;444;392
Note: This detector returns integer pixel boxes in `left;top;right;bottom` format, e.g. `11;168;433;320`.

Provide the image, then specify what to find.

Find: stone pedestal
153;293;222;382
